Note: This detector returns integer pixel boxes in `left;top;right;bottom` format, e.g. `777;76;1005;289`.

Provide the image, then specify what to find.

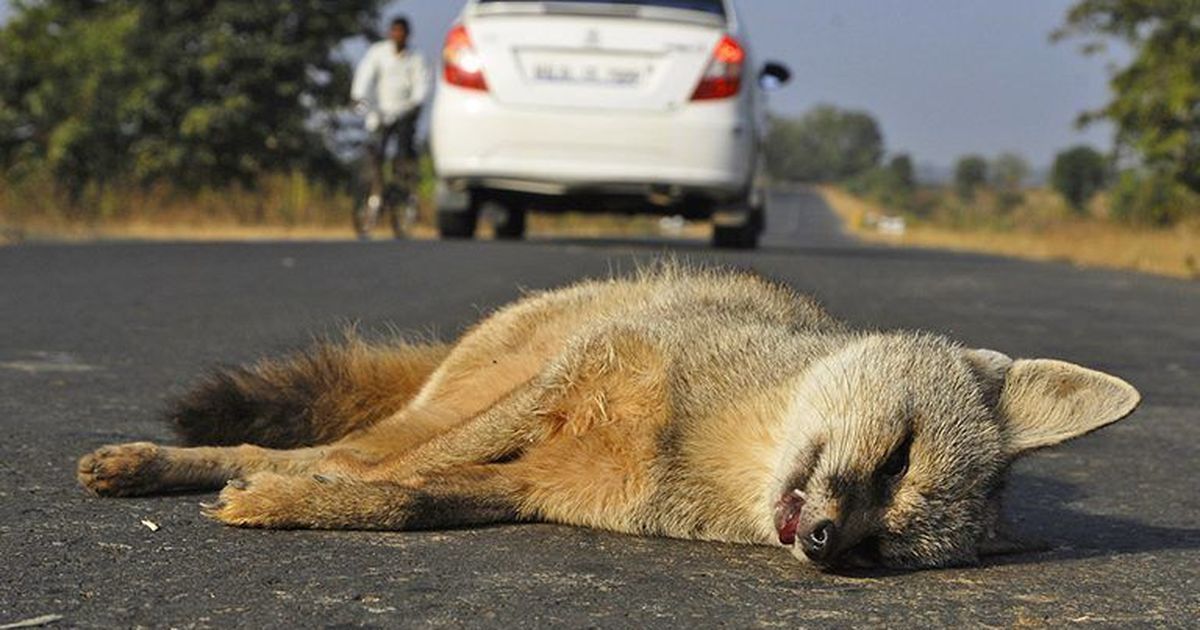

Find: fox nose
800;519;837;562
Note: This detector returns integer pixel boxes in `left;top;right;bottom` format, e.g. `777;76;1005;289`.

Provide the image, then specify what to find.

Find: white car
431;0;790;248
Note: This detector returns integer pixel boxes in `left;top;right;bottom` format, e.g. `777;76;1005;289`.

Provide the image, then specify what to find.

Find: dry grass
6;222;392;243
0;174;710;245
0;213;708;245
820;185;1200;280
0;172;355;243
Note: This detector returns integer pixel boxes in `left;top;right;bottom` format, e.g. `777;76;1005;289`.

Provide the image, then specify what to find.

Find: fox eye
880;433;913;481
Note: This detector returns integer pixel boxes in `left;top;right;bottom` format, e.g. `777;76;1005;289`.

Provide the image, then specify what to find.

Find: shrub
991;153;1029;211
954;155;988;200
1051;146;1108;212
766;106;885;182
844;154;918;212
1110;170;1200;226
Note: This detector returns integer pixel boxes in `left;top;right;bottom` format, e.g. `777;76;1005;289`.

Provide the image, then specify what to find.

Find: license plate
532;63;642;86
521;51;648;87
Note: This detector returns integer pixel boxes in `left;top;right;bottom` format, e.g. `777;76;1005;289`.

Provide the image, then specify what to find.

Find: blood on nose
773;489;806;545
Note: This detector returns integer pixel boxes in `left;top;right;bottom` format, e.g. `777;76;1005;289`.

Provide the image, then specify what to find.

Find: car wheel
493;204;527;240
437;207;478;239
712;222;759;249
712;206;763;250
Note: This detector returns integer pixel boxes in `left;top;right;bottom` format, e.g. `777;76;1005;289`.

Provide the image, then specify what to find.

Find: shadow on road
527;235;712;251
993;473;1200;564
826;473;1200;579
525;234;1005;269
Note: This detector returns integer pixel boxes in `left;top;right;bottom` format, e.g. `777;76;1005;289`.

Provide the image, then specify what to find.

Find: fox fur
77;264;1140;569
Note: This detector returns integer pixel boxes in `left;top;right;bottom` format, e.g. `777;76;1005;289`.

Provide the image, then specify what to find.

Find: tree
954;155;989;200
1055;1;1200;196
766;105;885;182
1051;145;1109;211
0;2;140;192
0;0;385;192
991;153;1030;192
845;153;916;210
1111;169;1200;226
888;154;916;192
992;152;1030;210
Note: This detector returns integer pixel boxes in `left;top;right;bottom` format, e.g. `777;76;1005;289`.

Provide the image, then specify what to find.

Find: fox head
771;333;1140;570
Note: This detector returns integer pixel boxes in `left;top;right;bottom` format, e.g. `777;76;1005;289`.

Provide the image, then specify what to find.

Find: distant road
760;187;859;249
1;191;1197;627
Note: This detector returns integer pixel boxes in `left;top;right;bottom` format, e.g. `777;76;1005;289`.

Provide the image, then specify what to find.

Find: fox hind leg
196;328;666;531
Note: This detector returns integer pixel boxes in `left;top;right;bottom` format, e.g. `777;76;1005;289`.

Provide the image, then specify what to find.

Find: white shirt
351;41;431;131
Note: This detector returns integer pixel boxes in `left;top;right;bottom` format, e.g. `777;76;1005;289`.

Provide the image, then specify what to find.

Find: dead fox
77;265;1139;569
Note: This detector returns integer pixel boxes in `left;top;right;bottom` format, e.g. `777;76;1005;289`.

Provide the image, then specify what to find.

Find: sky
1;0;1124;170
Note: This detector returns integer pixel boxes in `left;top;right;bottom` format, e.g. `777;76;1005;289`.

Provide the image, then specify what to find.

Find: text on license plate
532;63;644;87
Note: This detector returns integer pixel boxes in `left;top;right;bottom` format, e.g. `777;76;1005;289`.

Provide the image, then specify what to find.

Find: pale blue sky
2;0;1123;169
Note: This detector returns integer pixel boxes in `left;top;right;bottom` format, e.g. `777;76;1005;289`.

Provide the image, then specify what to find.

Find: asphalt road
1;190;1197;628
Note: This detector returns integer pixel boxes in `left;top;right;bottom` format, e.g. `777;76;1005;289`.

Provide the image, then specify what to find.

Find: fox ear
963;348;1013;379
963;349;1014;407
997;359;1140;455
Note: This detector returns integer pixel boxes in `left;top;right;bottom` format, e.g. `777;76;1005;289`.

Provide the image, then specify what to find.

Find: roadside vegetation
0;1;706;244
0;166;701;244
0;1;387;242
821;186;1199;279
0;170;355;243
1;0;1196;257
767;1;1199;279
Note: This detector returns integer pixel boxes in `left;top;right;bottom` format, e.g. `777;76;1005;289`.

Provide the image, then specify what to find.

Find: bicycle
354;177;418;240
354;108;422;240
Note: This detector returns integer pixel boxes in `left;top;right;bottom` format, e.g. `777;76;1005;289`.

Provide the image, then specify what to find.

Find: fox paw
78;442;165;497
202;473;316;528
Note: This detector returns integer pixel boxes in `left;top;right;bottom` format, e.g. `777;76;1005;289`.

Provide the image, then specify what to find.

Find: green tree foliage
0;0;384;192
888;154;916;192
1052;145;1109;210
845;153;916;211
954;155;989;200
766;105;885;182
991;152;1030;211
991;153;1030;192
1055;0;1200;196
1110;169;1200;225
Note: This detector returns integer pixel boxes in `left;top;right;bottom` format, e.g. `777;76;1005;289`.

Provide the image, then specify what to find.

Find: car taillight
443;24;488;91
691;34;745;101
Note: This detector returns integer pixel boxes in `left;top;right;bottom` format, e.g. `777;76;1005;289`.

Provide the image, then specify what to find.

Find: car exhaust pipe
648;184;683;207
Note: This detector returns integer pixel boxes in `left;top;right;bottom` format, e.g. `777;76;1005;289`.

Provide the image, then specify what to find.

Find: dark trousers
365;107;421;200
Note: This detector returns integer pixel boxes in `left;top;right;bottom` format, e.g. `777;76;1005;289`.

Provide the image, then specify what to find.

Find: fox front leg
203;465;527;530
77;442;338;497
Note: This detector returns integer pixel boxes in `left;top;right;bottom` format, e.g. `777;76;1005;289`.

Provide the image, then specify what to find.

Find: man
351;16;431;229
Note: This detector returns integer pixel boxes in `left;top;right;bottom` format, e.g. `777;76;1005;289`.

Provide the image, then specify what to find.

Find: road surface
1;190;1197;627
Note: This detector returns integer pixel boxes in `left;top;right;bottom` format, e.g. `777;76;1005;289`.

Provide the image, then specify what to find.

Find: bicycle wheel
354;193;382;240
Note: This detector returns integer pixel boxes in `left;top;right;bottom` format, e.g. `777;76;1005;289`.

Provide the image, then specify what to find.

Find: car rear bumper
431;85;755;196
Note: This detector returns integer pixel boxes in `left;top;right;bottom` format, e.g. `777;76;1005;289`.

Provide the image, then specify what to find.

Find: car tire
712;206;763;250
712;223;759;249
494;204;527;240
437;207;478;239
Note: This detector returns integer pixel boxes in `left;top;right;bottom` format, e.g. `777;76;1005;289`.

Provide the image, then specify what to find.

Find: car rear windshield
476;0;726;17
